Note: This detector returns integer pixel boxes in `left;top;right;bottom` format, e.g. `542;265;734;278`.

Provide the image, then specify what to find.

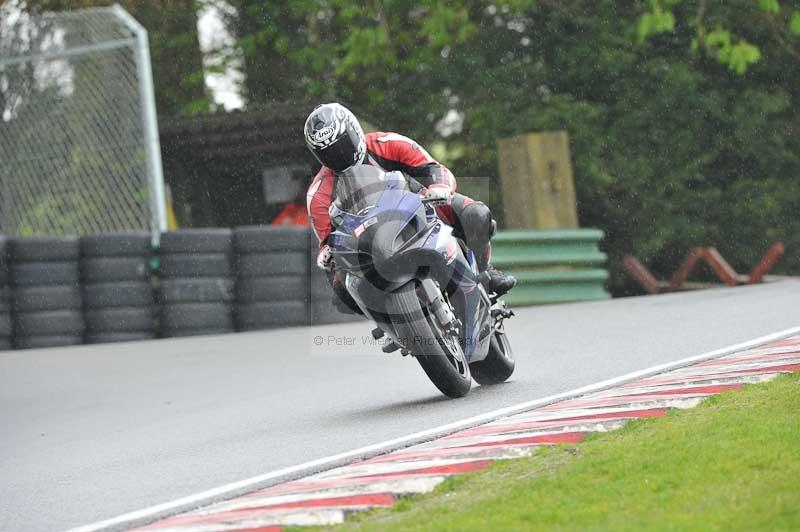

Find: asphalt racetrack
2;280;799;531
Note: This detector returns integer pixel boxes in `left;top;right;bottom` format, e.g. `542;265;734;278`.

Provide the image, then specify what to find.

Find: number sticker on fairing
354;216;378;237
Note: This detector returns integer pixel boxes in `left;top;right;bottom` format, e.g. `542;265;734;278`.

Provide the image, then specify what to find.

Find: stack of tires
233;226;310;331
308;266;364;325
9;236;85;349
158;229;235;337
308;242;364;325
0;236;11;351
81;233;156;344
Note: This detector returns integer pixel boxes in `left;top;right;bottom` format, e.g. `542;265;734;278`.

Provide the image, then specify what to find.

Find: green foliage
637;2;676;43
703;28;763;74
758;0;781;13
222;0;800;294
790;10;800;34
720;40;763;74
14;1;800;293
637;0;800;75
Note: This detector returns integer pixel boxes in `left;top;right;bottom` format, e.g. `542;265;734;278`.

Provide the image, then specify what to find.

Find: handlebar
419;196;450;207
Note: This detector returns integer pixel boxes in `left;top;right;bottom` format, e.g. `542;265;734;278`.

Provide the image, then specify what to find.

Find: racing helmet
304;103;366;172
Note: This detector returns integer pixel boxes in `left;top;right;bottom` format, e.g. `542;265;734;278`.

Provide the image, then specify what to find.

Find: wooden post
497;131;579;229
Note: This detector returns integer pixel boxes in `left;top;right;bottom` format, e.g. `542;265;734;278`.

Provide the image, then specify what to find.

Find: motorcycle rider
304;102;516;314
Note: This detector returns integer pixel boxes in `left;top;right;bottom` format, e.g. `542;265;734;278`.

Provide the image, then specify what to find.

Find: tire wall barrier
233;226;312;331
490;229;610;306
158;229;235;338
0;227;607;350
0;236;10;351
308;248;363;326
81;233;156;344
8;236;85;349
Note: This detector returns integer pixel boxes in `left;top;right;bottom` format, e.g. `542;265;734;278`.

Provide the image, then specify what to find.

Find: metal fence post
113;4;168;242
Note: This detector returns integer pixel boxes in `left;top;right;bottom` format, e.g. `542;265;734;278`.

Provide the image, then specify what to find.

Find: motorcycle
327;165;515;398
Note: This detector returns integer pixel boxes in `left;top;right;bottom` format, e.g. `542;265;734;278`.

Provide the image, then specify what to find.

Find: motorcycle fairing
327;166;492;362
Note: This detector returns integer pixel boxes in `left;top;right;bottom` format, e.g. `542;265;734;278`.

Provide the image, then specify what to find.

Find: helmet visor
314;128;362;172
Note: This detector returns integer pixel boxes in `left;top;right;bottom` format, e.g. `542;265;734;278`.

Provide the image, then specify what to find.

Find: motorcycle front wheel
388;281;471;398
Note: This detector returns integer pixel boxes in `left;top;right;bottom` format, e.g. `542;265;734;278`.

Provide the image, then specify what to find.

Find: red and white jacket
306;132;456;247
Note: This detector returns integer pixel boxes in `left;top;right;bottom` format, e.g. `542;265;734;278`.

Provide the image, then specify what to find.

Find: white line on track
68;325;800;532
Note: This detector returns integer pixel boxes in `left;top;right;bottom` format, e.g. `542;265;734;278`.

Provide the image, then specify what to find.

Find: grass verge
320;372;800;531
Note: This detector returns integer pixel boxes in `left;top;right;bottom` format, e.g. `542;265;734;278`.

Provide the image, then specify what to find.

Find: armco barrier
491;229;610;306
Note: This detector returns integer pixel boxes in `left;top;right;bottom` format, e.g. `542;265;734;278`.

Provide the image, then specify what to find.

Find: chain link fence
0;4;166;239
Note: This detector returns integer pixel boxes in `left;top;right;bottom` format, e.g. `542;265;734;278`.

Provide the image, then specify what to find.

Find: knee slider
461;201;494;248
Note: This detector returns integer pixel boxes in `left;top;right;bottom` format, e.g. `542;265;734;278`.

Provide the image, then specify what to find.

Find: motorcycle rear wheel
388;282;471;398
469;324;515;385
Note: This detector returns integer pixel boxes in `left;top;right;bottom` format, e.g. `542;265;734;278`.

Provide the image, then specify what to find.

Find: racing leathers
307;132;509;314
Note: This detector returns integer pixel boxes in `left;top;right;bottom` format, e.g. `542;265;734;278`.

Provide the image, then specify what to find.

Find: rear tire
9;236;79;262
81;257;151;283
388;282;471;398
85;332;156;344
470;326;515;385
235;301;308;330
81;232;151;257
159;229;233;254
158;254;231;278
11;262;80;286
13;286;82;312
0;312;11;337
160;303;233;331
14;335;83;349
236;252;307;276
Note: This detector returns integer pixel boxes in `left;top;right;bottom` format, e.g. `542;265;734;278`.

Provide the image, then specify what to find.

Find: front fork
417;278;458;332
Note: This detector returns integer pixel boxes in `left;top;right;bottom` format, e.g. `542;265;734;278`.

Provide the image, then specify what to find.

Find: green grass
322;372;800;531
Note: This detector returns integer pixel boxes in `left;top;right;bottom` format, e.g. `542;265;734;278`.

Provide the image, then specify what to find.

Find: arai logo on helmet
312;126;335;144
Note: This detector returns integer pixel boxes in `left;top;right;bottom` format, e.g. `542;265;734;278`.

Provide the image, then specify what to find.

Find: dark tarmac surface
2;280;798;531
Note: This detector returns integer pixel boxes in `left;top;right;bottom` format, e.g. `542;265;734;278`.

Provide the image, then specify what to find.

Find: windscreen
334;164;391;214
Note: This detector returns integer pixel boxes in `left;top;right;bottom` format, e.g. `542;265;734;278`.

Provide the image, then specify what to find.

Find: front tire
388;282;471;398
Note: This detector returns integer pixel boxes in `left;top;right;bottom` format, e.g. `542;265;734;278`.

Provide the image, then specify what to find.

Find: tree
224;0;800;291
637;0;800;74
7;0;799;287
